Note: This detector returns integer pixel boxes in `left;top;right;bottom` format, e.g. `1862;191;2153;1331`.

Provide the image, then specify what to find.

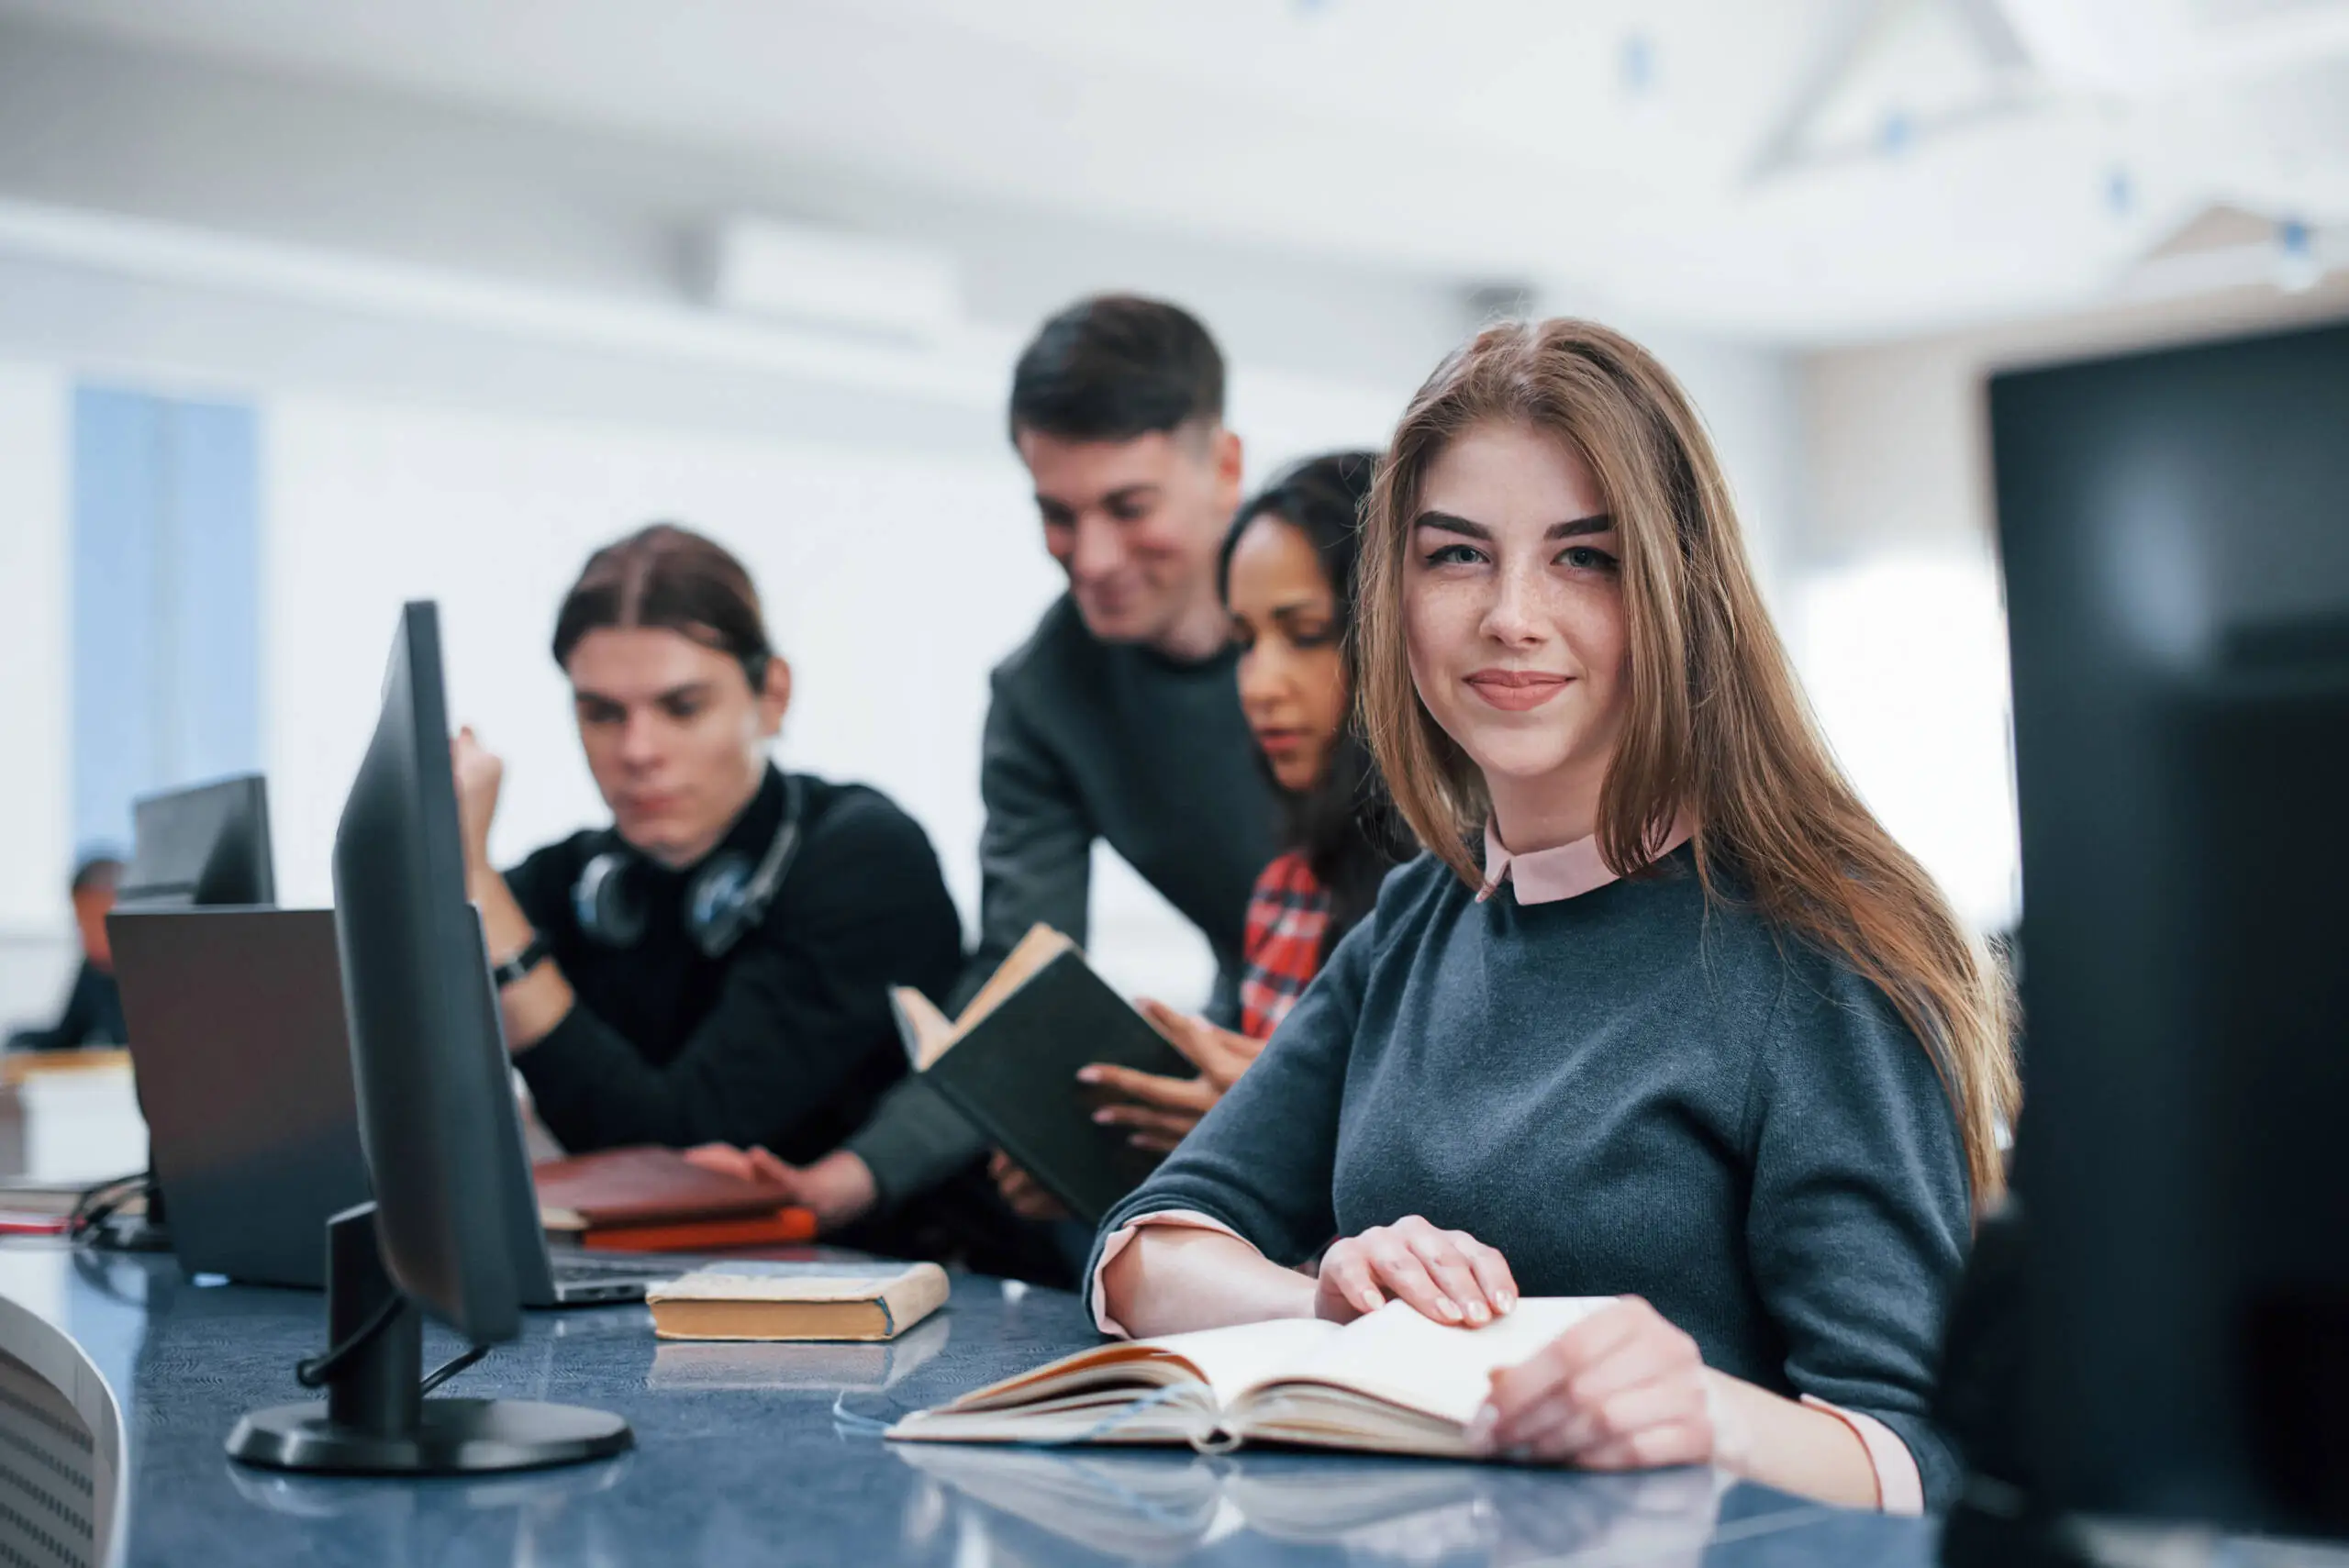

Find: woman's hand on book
1466;1296;1715;1469
1313;1216;1519;1328
1078;1002;1269;1154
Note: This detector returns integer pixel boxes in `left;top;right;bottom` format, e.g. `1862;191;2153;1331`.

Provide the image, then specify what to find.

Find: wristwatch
492;932;552;990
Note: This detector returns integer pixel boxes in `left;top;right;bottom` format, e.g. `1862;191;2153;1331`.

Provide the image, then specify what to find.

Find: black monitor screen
329;601;521;1346
1992;319;2349;1529
121;774;276;908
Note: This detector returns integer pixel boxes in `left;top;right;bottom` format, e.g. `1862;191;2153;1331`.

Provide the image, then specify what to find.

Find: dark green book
889;925;1194;1227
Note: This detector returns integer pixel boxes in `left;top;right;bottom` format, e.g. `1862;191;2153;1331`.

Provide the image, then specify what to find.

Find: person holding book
992;450;1415;1217
456;523;1040;1273
708;295;1286;1242
1090;320;2019;1513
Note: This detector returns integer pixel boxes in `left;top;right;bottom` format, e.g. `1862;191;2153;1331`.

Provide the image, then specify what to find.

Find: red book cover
579;1209;819;1253
534;1146;798;1230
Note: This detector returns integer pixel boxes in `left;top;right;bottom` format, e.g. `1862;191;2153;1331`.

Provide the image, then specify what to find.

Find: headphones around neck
571;773;805;960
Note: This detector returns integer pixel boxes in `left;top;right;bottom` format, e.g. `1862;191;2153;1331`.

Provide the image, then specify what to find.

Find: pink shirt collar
1478;814;1697;906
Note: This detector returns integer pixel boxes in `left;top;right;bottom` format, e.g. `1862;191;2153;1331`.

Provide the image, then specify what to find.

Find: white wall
0;361;77;1029
0;361;69;929
1793;285;2349;933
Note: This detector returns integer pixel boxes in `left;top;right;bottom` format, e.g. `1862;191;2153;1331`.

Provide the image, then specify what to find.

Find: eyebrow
1038;484;1162;514
573;682;713;708
1412;509;1613;539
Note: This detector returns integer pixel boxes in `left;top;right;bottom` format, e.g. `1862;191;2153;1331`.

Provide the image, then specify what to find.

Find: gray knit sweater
1091;845;1972;1507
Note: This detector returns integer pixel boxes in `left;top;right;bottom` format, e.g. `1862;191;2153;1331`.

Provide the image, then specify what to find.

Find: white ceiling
0;0;2343;339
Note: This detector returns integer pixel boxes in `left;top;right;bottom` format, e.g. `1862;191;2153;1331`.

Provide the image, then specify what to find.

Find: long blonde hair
1356;319;2018;1204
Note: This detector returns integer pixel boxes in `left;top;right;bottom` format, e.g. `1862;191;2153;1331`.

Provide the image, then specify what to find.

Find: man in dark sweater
459;524;1057;1276
790;296;1286;1233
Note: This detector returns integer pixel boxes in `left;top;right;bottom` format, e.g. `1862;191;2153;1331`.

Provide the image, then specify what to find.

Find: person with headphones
452;523;997;1261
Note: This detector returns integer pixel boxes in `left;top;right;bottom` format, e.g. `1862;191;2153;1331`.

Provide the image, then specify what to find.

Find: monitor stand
226;1203;631;1474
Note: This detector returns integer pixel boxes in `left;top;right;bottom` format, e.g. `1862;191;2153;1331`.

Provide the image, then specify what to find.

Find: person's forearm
465;859;573;1051
1706;1373;1879;1509
1101;1227;1317;1339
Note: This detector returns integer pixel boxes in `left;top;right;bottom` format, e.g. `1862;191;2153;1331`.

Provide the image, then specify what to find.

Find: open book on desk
888;1296;1613;1459
890;923;1195;1227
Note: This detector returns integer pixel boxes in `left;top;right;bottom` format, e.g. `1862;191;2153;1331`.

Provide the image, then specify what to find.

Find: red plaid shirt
1238;851;1331;1040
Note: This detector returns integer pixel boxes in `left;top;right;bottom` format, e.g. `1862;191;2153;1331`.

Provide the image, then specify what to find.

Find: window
71;386;262;851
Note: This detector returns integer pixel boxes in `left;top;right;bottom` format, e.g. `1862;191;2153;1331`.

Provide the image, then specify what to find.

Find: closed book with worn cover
890;925;1194;1227
534;1145;801;1231
647;1261;951;1341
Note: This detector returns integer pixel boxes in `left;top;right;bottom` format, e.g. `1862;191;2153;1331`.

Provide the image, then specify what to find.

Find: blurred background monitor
1991;320;2349;1532
120;774;277;909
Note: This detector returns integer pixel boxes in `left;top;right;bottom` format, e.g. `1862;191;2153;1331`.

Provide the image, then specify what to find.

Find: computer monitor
1987;320;2349;1534
227;600;629;1474
109;773;276;1250
119;774;276;908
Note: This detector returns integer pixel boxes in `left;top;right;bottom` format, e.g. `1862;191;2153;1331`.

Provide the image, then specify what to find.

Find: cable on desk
419;1345;489;1396
64;1173;150;1247
295;1294;406;1389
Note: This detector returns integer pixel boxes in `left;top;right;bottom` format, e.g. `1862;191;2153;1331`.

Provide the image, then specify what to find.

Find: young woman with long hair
1090;322;2018;1512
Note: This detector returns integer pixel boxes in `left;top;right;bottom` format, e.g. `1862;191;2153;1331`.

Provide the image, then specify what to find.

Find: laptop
110;906;685;1304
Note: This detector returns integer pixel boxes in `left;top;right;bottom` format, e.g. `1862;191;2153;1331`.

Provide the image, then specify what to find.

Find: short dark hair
552;524;775;692
70;854;122;896
1008;295;1225;445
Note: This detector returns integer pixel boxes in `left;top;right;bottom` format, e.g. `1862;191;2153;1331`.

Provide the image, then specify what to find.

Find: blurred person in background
697;295;1285;1256
6;853;127;1051
992;450;1417;1218
458;523;1052;1277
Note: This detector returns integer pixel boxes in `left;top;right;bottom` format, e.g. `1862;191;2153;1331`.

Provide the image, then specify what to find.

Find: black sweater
8;962;125;1051
1095;847;1974;1508
505;766;963;1162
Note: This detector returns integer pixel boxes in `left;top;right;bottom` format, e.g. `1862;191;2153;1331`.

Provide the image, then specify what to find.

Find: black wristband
492;932;551;990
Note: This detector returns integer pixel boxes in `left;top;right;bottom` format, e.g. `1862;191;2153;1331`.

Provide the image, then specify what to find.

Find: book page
1265;1297;1617;1426
892;988;957;1070
1141;1318;1339;1409
947;924;1073;1045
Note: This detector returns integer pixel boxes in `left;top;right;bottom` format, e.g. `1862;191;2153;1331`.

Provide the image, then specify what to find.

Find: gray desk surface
0;1242;1943;1567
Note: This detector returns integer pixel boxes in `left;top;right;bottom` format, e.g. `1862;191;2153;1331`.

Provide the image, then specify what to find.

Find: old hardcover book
890;924;1195;1227
647;1260;951;1342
